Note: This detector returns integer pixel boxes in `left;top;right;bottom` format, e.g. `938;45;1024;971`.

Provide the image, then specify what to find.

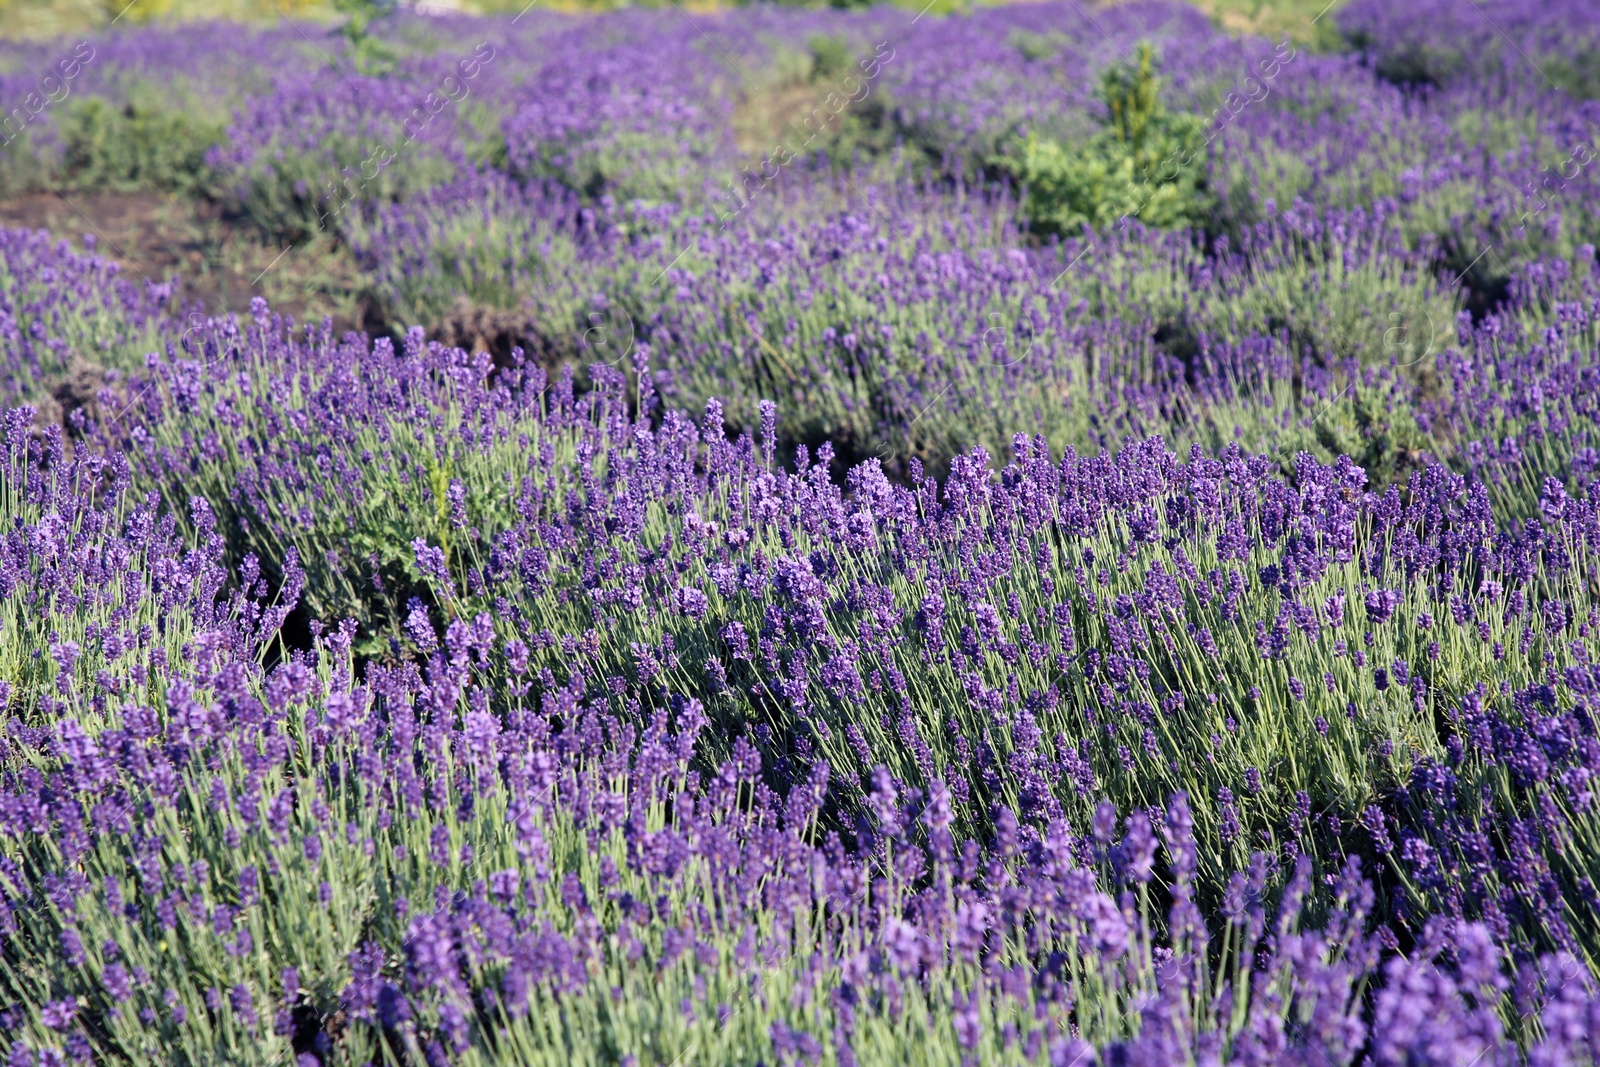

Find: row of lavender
10;0;1597;486
1;0;1597;489
0;231;1592;1062
0;225;1593;1062
346;174;1460;481
10;176;1592;515
4;1;1599;284
1;374;1599;1064
275;0;1600;487
5;0;1592;240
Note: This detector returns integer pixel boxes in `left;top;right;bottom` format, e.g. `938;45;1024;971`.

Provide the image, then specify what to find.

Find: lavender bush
6;414;1600;1065
0;229;177;408
1;0;1600;1061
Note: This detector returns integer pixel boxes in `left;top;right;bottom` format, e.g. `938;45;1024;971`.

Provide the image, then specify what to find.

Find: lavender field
1;0;1599;1063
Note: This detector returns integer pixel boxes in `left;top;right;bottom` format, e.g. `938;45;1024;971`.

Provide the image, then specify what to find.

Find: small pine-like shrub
1000;42;1212;236
333;0;399;77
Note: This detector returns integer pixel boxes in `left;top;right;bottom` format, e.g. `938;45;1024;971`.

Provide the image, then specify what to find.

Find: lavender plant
10;393;1600;1063
84;292;1595;935
1;1;1600;1062
0;228;177;409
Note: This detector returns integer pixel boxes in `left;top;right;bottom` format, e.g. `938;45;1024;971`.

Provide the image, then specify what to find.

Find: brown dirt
49;355;106;423
0;190;374;333
431;296;612;374
432;296;533;359
734;82;834;158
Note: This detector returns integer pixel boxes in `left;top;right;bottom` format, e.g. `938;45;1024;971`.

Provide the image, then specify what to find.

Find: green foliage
134;362;538;659
1366;41;1463;89
124;343;1589;919
1541;48;1600;100
511;128;727;207
0;631;1343;1067
345;204;566;330
0;242;176;401
0;128;54;199
333;0;399;77
807;34;854;81
222;132;457;246
0;462;205;723
999;43;1213;237
59;96;223;195
1345;29;1600;100
1008;29;1067;61
1170;361;1436;492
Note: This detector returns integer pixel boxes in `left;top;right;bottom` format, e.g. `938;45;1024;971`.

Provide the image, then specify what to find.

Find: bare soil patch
0;190;375;333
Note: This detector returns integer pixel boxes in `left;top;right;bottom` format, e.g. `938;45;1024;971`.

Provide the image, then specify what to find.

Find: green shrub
59;95;223;194
516;128;727;207
0;127;55;200
333;0;398;77
999;43;1212;237
341;182;606;364
807;33;854;80
1008;29;1069;62
220;126;459;246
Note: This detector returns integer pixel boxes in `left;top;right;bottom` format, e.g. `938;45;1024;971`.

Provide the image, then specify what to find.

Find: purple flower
1370;956;1500;1067
882;918;922;972
412;539;451;587
446;480;467;529
405;599;438;653
674;587;709;620
102;962;132;1003
504;638;529;675
1051;1038;1097;1066
1365;589;1402;625
1165;792;1198;882
230;984;256;1026
41;999;77;1031
60;927;85;968
1092;800;1118;846
1218;787;1241;844
973;602;1003;645
868;766;901;838
1117;810;1156;884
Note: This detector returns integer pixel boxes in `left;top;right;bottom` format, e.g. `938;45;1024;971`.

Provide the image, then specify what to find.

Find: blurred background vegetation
0;0;1347;47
